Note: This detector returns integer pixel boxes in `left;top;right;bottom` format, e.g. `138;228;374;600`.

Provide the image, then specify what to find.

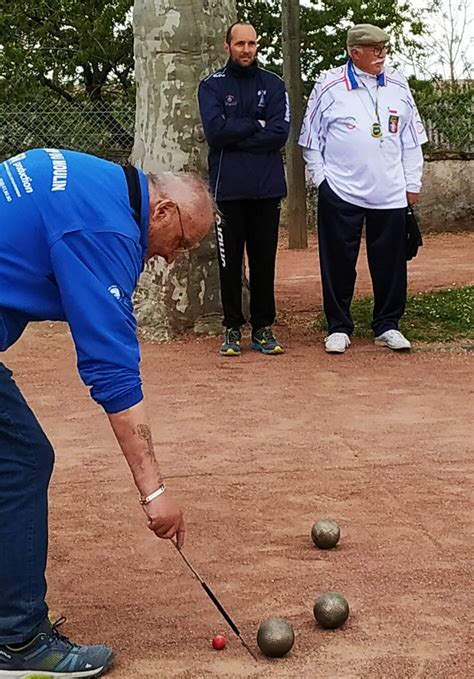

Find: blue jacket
0;149;149;414
198;60;290;201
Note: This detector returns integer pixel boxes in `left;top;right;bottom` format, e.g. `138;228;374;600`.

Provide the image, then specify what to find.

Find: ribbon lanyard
357;80;382;138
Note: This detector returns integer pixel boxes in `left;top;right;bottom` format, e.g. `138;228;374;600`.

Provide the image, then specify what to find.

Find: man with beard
199;22;290;356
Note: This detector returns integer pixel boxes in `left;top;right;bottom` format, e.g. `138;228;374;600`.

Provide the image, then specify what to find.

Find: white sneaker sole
0;666;107;678
325;346;347;353
374;339;411;351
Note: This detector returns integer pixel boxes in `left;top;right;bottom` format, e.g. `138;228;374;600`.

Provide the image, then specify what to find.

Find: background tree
131;0;236;340
237;0;426;89
401;0;473;157
282;0;307;249
0;0;134;104
0;1;135;148
414;0;472;81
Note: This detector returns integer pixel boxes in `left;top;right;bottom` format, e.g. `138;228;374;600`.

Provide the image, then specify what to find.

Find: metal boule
256;618;295;658
311;518;340;549
313;592;349;629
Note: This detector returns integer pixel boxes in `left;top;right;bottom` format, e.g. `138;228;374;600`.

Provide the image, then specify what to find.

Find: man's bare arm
108;401;162;495
108;400;185;547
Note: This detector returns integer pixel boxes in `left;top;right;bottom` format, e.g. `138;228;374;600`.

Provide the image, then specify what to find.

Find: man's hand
406;191;419;206
143;490;185;548
108;403;186;549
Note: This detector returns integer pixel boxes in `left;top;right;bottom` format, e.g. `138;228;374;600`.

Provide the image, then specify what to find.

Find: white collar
352;64;382;80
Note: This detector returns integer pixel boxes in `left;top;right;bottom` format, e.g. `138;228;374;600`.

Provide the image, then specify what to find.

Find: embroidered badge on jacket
388;114;399;134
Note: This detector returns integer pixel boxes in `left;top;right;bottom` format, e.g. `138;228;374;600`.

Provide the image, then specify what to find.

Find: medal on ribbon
371;123;382;138
351;61;384;141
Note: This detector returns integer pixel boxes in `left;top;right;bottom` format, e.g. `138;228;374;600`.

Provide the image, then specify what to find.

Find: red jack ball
212;634;226;650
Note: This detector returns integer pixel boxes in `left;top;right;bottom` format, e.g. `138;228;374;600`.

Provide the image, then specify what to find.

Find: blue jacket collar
345;59;386;90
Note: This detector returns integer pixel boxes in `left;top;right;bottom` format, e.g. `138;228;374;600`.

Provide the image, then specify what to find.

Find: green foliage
236;0;426;87
315;286;474;342
235;0;281;69
0;0;433;104
0;1;134;104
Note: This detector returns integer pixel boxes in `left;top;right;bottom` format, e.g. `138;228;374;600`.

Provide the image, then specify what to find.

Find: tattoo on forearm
137;424;154;459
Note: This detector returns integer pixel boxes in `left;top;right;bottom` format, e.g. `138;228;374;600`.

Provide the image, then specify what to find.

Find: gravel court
3;231;472;678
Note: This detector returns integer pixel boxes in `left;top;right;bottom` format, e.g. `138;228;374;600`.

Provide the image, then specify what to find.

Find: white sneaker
374;329;411;351
324;332;351;353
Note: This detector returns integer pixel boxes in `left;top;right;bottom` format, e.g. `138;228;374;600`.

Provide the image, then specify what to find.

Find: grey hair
147;171;216;217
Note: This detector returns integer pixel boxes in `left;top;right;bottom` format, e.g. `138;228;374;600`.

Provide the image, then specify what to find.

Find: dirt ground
4;232;473;678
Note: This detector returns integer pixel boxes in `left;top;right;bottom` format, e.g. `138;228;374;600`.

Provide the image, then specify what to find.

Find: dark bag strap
122;164;142;228
406;205;423;261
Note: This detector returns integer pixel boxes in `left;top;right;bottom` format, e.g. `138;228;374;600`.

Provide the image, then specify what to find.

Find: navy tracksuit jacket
198;59;289;330
198;59;289;201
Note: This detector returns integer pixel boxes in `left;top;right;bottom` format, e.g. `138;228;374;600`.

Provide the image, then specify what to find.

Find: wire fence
0;84;472;162
415;82;473;158
0;100;135;164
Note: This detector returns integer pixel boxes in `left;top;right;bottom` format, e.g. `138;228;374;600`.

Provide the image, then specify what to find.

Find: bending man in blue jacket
198;22;290;356
0;148;215;678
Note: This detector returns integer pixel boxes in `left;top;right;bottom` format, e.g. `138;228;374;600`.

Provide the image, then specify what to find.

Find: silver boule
256;617;295;658
311;518;341;549
313;592;349;629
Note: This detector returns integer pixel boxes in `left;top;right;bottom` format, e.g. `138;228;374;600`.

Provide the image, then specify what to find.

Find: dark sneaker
251;327;284;355
220;327;241;356
0;617;115;677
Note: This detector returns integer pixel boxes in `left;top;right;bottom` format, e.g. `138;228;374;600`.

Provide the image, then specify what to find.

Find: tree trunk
282;0;307;249
131;0;236;340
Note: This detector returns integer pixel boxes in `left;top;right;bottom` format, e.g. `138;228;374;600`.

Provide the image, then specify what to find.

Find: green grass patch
314;286;474;343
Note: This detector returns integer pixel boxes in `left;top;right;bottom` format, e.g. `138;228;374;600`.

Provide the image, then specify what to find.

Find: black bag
406;205;423;261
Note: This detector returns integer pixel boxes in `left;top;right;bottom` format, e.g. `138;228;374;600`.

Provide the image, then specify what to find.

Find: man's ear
224;42;230;54
151;199;177;229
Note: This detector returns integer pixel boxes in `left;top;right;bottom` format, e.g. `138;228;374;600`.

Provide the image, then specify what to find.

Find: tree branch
38;74;79;105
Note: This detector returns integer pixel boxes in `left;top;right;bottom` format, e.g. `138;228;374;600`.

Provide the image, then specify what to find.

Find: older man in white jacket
300;24;427;353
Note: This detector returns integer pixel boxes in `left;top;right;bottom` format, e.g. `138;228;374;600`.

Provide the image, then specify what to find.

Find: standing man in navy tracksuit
0;148;214;678
198;22;290;356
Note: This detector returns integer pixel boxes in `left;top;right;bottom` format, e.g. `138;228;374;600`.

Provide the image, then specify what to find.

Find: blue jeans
0;362;54;644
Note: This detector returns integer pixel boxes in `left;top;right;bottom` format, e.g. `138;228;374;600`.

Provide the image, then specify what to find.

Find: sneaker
0;617;115;678
220;327;241;356
251;327;284;355
375;329;411;351
324;332;351;353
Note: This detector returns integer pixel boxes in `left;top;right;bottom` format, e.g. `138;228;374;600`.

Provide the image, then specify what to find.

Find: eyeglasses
175;203;190;250
360;43;390;57
174;204;202;254
173;203;219;256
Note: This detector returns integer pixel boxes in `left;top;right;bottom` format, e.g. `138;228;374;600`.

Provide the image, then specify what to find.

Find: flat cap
347;24;389;50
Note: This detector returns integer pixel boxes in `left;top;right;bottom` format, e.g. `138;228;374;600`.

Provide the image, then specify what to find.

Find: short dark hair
225;21;254;45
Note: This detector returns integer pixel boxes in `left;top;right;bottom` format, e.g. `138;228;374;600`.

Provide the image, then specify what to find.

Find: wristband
139;484;166;505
